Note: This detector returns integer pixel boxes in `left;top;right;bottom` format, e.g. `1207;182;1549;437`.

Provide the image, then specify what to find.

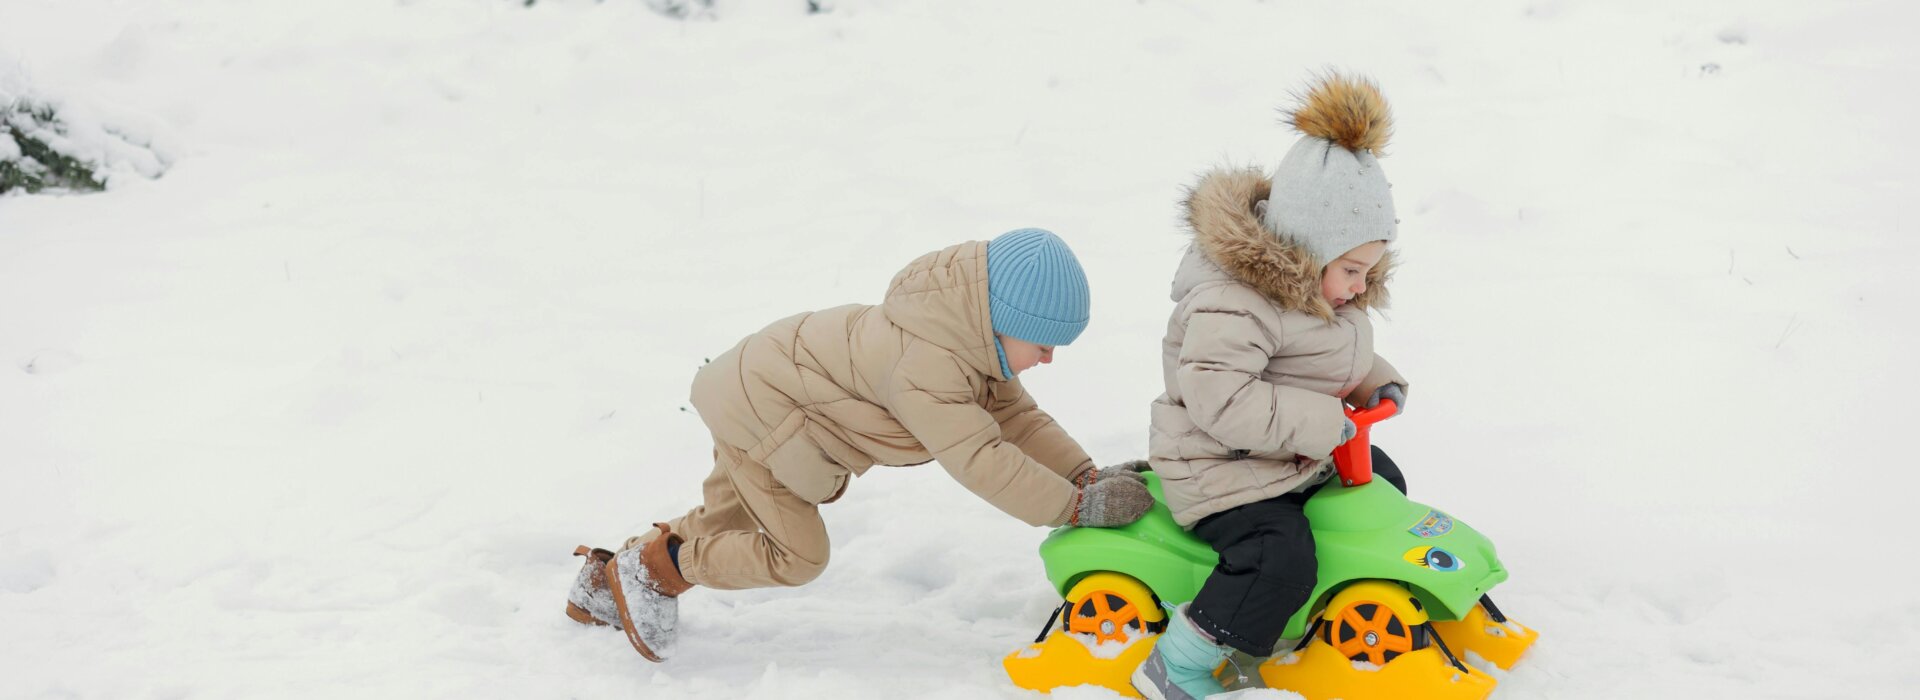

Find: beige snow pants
623;442;830;590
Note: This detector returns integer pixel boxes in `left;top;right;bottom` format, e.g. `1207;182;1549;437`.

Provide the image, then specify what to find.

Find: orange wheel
1327;598;1420;666
1059;573;1164;646
1066;590;1145;644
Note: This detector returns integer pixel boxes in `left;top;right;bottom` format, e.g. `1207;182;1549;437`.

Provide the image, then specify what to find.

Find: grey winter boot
605;522;693;662
565;546;624;628
1132;603;1231;700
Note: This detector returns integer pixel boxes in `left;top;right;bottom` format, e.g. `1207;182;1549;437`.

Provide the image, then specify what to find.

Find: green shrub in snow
2;101;106;195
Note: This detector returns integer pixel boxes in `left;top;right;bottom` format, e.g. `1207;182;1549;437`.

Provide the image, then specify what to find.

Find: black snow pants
1187;445;1408;657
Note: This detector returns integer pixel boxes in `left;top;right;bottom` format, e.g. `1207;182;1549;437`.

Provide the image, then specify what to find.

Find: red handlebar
1331;399;1397;487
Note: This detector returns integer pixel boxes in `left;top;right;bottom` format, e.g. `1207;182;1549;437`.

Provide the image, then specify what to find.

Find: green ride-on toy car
1004;400;1537;699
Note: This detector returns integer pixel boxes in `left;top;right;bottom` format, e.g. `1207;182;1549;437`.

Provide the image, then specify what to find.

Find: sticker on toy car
1409;509;1453;538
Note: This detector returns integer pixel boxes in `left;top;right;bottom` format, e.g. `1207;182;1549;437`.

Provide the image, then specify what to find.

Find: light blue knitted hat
986;228;1090;377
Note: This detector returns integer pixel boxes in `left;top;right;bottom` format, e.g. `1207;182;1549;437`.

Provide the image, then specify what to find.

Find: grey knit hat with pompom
1261;72;1398;267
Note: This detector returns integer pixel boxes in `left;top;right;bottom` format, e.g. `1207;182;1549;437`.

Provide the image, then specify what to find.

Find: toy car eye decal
1403;546;1463;572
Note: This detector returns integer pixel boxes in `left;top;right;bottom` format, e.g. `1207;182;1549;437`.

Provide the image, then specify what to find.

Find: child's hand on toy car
1070;477;1155;528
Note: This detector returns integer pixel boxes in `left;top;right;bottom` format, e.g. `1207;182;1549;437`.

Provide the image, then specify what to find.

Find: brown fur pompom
1285;72;1393;154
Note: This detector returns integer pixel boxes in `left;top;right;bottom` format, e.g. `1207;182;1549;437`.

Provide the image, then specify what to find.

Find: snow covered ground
4;0;1918;697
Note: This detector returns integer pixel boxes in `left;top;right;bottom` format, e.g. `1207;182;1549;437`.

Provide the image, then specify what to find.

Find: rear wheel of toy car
1061;572;1166;645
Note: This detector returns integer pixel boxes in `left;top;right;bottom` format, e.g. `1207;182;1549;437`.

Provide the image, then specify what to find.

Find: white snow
1072;633;1135;660
4;0;1918;698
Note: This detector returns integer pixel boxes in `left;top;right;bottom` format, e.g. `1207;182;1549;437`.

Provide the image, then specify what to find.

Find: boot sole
604;557;664;662
565;601;610;627
1132;661;1172;700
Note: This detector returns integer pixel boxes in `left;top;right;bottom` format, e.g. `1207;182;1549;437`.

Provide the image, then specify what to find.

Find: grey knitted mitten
1075;460;1150;487
1072;476;1155;528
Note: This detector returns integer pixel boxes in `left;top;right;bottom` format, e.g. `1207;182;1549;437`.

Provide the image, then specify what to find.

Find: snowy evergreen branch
1;100;104;195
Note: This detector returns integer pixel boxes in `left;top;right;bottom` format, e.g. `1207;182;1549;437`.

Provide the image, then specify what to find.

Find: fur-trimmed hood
1179;167;1392;320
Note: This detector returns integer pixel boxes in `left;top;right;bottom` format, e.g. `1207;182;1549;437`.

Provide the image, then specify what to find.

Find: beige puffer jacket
689;241;1095;526
1149;169;1408;527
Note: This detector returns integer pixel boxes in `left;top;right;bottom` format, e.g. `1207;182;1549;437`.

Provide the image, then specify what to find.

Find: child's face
999;335;1055;375
1320;241;1389;308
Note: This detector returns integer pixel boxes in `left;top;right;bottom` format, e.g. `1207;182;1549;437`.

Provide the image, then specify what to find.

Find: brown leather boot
564;546;622;628
604;522;693;662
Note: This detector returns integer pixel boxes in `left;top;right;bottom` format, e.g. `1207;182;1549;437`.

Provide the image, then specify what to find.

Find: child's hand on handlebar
1366;383;1406;416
